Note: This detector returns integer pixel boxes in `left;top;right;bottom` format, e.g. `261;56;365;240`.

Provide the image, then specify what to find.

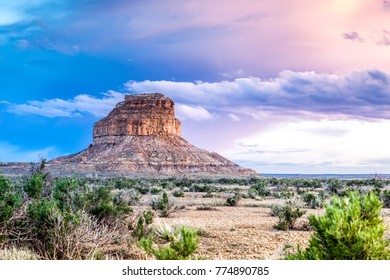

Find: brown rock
94;93;181;140
48;93;258;177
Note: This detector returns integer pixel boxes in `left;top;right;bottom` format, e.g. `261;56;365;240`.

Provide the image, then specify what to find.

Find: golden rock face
93;93;181;140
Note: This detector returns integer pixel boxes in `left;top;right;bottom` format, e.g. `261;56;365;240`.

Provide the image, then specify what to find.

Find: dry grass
0;247;40;260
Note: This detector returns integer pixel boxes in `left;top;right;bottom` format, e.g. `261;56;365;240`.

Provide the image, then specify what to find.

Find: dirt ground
139;192;390;260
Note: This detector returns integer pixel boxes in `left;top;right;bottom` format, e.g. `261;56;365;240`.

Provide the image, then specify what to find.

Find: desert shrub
172;190;185;198
286;191;390;260
274;186;294;199
0;174;22;224
150;187;162;195
249;182;271;197
23;173;45;199
302;192;322;209
88;187;132;221
226;192;241;206
248;189;257;199
173;178;193;188
0;172;133;259
138;226;199;260
132;210;154;241
151;192;176;217
112;178;137;189
52;178;89;213
381;190;390;208
273;202;306;231
326;178;344;195
191;184;213;193
196;206;217;211
26;199;83;258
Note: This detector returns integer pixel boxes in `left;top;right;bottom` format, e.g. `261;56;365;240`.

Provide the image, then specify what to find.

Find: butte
47;93;257;177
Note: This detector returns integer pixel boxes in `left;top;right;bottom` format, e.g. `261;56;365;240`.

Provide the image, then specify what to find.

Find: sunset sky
1;0;390;174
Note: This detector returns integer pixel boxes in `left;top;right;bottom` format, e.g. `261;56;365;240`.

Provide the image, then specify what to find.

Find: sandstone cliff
48;93;257;177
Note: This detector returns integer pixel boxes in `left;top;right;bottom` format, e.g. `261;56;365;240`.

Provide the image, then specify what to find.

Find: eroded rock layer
93;93;181;140
47;93;257;177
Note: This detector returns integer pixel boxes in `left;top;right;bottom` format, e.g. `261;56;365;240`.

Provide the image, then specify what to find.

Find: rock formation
47;93;257;177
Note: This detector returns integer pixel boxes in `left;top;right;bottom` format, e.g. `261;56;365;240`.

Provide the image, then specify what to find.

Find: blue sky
1;0;390;174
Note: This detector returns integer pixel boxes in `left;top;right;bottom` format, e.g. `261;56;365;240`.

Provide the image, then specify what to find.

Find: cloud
223;119;390;173
6;91;125;118
125;69;390;120
2;91;215;122
219;69;245;79
377;30;390;46
175;104;216;121
4;69;390;121
228;113;240;122
342;31;364;42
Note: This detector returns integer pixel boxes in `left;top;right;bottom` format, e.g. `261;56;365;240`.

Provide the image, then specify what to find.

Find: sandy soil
137;192;390;260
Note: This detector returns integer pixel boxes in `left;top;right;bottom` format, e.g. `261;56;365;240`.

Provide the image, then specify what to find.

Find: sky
1;0;390;174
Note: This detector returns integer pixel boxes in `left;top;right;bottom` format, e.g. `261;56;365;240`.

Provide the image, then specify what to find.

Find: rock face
93;94;181;140
48;93;257;177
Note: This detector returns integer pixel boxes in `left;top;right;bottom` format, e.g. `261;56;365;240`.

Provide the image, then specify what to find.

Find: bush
326;178;344;195
302;192;322;209
0;174;22;224
249;182;271;197
226;192;241;206
132;210;154;240
138;226;199;260
272;202;306;231
88;187;132;221
273;186;294;199
172;190;185;198
381;190;390;208
23;173;45;199
286;191;390;260
150;187;162;195
151;192;176;217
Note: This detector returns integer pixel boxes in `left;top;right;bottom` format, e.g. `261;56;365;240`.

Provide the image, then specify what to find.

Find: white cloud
219;69;245;79
228;113;240;122
6;69;390;122
175;104;216;121
6;91;125;118
223;119;390;173
125;69;390;120
0;0;49;25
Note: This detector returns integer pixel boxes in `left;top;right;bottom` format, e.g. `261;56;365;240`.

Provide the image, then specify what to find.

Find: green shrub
326;178;344;195
286;191;390;260
226;192;241;206
132;210;154;240
88;187;132;221
274;186;294;199
249;182;271;197
381;190;390;208
26;199;80;258
150;187;162;195
23;173;45;199
138;226;199;260
172;190;185;198
302;192;322;209
273;202;306;231
0;174;22;224
151;192;176;217
53;177;89;213
191;184;212;193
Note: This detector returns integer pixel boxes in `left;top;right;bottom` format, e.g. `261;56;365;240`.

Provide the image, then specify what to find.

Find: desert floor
136;191;390;260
